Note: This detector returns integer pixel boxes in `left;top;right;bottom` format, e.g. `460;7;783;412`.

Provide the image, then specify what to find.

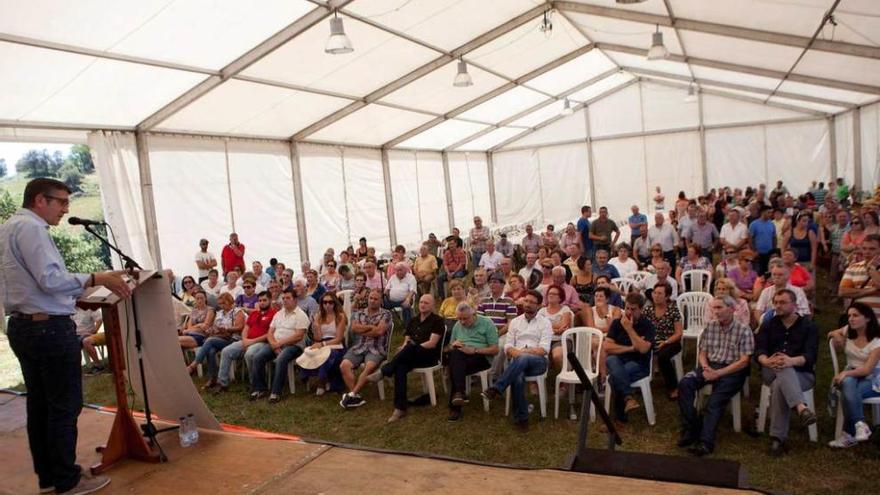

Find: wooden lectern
77;271;161;474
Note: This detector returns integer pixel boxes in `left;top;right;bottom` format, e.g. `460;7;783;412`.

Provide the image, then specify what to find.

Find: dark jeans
384;299;412;327
7;316;83;492
381;342;438;411
251;344;303;395
447;349;491;412
663;250;677;273
437;269;466;299
755;252;772;276
492;354;547;421
606;354;650;421
656;341;682;392
677;363;748;451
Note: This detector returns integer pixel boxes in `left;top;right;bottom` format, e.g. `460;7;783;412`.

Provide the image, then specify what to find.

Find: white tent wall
706;119;831;195
226;140;300;271
862;103;880;190
447;152;492;232
592;136;649;224
491;149;543;229
835;111;856;186
299;144;349;265
388;150;450;250
148;135;233;279
644;131;703;211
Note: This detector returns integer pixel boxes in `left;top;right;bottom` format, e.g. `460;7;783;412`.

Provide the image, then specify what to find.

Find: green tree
0;189;16;221
68;144;94;173
57;161;83;192
49;229;109;273
0;158;7;178
15;149;64;178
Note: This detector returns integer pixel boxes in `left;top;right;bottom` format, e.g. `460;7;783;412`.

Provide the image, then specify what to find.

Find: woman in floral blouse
644;282;683;400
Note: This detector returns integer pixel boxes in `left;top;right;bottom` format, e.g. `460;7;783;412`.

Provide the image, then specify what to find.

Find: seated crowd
75;178;880;455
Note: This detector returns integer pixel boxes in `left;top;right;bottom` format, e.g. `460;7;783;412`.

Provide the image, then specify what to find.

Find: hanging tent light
539;9;554;39
453;59;473;87
646;25;668;61
684;84;697;103
561;98;574;116
325;11;353;55
616;0;648;4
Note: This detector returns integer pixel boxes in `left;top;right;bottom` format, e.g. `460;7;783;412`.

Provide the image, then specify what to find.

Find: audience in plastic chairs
179;290;214;350
217;291;276;394
188;292;245;390
302;293;348;396
340;289;392;410
539;285;574;376
706;278;751;328
250;289;310;403
446;302;499;422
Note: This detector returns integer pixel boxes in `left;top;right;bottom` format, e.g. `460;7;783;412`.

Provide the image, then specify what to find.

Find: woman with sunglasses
179;290;215;350
187;292;245;389
842;212;867;264
646;243;666;274
303;295;348;395
179;276;198;307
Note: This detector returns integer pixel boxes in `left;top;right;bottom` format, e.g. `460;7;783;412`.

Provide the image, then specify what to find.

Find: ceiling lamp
539;10;554;39
561;98;574;116
325;12;353;55
684;84;697;103
453;59;473;87
616;0;648;4
646;25;668;61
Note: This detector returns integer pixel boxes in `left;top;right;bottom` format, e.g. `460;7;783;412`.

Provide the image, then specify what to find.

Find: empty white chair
681;269;713;294
555;327;604;420
829;338;880;438
611;277;637;294
336;289;353;322
604;353;656;426
627;271;651;287
677;292;713;342
411;326;449;406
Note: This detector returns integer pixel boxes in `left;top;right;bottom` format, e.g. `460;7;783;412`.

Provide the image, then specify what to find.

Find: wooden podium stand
78;271;161;474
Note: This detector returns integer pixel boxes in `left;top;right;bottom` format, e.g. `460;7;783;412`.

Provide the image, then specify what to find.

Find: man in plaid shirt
677;295;754;457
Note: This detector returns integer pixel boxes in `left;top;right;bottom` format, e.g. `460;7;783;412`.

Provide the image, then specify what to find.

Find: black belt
9;312;70;321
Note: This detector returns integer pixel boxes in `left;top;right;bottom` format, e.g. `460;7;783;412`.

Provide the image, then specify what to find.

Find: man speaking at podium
1;178;132;494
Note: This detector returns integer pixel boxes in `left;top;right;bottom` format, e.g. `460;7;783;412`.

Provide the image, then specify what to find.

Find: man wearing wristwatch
0;178;132;495
446;302;499;422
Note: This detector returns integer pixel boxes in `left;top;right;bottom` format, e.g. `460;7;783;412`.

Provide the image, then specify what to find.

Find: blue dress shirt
0;209;88;315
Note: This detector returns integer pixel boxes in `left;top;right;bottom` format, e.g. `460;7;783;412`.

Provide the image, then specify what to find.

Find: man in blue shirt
576;205;592;259
628;205;648;247
748;205;777;274
0;178;130;494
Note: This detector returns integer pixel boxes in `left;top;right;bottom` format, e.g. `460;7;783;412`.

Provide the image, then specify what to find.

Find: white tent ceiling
1;0;878;151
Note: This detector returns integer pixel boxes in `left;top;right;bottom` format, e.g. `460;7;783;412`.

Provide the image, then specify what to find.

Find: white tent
2;1;879;277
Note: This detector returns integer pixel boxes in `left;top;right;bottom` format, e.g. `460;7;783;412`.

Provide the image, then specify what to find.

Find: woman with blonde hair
440;279;472;334
187;292;245;389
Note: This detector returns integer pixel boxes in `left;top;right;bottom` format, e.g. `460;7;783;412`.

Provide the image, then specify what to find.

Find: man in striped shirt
479;272;517;378
838;234;880;320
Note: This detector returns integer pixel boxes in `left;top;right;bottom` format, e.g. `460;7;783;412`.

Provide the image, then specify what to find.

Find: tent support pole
381;149;398;248
441;151;455;232
289;141;310;263
487;153;498;224
584;106;598;208
853;107;862;191
223;140;235;232
698;89;709;193
134;131;162;268
828;117;838;183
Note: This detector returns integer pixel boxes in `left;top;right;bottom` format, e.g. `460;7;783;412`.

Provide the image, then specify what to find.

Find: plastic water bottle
178;416;192;448
186;413;199;445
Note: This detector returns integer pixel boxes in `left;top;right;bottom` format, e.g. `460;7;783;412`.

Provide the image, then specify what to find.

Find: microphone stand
81;224;168;462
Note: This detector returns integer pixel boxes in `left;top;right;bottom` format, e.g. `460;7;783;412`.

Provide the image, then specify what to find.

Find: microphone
68;217;106;226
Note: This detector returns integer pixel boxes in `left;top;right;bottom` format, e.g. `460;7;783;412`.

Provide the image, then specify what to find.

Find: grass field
68;272;879;495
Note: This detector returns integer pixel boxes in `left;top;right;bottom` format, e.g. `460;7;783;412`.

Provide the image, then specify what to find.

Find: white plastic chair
611;277;637;294
681;269;712;294
412;326;449;406
677;292;713;342
555;327;604;420
695;330;742;432
504;358;548;418
757;384;817;442
463;368;492;412
336;289;353;322
374;324;396;400
829;338;880;438
604;352;656;425
627;271;651;285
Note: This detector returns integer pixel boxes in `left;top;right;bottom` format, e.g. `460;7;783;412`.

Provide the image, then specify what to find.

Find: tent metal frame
3;0;880;265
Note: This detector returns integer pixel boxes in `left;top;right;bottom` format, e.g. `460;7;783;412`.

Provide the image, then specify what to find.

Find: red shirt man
221;233;246;275
245;304;277;339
